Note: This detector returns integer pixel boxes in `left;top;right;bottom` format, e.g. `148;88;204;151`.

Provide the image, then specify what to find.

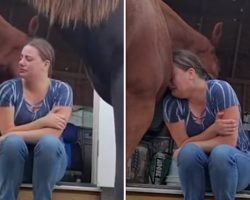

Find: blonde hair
173;49;211;80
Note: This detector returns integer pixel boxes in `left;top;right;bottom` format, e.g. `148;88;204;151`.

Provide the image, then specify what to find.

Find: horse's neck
160;1;207;49
0;16;27;43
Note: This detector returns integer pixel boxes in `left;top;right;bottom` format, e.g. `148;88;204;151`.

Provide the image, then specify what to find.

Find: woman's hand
39;110;67;130
173;148;181;160
0;134;7;143
212;112;238;136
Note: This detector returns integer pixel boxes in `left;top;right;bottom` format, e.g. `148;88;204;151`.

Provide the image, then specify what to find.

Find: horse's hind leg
126;92;156;160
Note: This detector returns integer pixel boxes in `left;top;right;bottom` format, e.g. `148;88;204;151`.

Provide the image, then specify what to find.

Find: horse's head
0;16;28;81
0;15;39;82
192;22;223;78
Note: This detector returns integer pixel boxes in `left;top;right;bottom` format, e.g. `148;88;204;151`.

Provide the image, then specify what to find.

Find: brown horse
126;0;223;159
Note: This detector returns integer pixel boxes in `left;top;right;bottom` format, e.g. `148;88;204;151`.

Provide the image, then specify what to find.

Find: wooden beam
19;188;100;200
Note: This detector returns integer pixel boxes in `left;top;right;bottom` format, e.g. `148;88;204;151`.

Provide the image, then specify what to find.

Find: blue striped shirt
0;78;73;126
163;79;249;152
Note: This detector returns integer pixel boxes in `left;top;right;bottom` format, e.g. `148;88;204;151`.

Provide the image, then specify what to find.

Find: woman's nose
169;80;174;89
18;58;25;65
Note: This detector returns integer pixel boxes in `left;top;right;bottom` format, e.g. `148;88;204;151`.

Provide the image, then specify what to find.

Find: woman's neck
23;76;50;93
189;79;207;106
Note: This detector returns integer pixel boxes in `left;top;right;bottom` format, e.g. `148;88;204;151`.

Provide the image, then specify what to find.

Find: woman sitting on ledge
0;38;73;200
164;49;250;200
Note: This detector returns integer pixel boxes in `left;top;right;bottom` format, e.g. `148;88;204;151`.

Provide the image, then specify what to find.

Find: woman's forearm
191;134;238;152
181;124;217;146
5;128;62;143
5;118;46;134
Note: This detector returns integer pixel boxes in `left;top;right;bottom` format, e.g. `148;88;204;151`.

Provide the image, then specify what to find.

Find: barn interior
127;0;250;192
1;0;250;196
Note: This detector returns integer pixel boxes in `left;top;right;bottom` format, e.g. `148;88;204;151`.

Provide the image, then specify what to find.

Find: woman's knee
35;135;64;155
1;134;28;157
178;143;205;165
210;144;233;163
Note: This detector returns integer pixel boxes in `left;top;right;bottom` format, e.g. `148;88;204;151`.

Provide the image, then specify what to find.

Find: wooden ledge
19;183;101;200
126;185;250;200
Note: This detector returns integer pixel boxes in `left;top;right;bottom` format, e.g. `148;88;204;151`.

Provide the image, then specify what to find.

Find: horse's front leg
126;91;156;160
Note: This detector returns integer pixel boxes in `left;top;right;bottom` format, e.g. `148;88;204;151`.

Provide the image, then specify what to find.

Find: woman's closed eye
20;55;34;62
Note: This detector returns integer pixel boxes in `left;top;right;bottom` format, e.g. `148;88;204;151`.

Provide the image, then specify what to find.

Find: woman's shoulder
163;93;176;105
50;79;73;97
208;79;230;85
50;79;72;89
0;78;21;89
208;79;232;90
163;93;187;109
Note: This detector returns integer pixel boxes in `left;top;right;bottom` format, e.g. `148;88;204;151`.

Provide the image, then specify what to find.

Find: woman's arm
0;107;16;134
192;106;239;152
166;120;217;148
166;106;239;150
1;106;72;142
167;120;218;148
3;128;62;143
0;106;72;135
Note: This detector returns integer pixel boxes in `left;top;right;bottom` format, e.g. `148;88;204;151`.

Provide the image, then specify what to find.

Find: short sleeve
163;94;185;123
0;80;15;106
53;81;73;107
210;80;239;112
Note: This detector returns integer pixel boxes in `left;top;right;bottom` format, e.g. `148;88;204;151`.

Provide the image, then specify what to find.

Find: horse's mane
23;0;120;27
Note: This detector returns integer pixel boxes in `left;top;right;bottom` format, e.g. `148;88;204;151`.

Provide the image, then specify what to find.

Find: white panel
92;91;116;187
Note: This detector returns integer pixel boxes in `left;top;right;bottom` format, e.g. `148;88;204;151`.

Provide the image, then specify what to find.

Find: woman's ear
44;60;50;68
187;67;196;79
43;60;51;72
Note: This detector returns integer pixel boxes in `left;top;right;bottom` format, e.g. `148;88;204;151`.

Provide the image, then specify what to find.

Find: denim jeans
178;143;250;200
0;134;67;200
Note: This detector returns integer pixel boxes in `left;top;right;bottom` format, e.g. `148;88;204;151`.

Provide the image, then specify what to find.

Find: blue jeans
178;143;250;200
0;135;67;200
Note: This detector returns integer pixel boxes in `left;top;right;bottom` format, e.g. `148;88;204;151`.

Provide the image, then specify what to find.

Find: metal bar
197;0;207;32
231;0;248;77
231;20;243;78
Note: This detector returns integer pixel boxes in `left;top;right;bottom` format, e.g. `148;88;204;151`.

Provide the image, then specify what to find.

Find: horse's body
126;0;223;159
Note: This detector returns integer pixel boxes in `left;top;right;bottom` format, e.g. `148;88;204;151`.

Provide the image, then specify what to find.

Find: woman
163;49;250;200
0;38;73;200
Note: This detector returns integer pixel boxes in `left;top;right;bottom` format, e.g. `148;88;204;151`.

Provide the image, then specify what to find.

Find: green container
148;152;172;185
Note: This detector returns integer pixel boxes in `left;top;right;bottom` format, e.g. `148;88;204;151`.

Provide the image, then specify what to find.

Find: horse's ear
211;22;223;47
28;15;39;37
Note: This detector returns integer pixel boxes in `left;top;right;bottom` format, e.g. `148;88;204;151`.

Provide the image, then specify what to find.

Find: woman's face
18;45;47;79
169;63;192;98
